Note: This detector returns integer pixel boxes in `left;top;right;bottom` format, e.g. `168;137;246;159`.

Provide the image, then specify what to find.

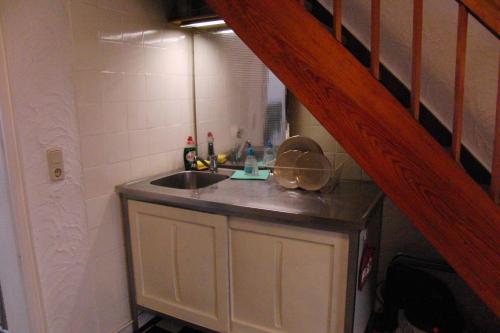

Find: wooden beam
371;0;381;79
411;0;423;120
459;0;500;37
451;4;469;162
333;0;342;42
205;0;500;315
491;57;500;204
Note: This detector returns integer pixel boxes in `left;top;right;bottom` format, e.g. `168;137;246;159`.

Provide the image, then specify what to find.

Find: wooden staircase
204;0;500;316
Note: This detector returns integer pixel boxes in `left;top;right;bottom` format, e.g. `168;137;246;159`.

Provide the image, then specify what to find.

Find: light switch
47;148;64;181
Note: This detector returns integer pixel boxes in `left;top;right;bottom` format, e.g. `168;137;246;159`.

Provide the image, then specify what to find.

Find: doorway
0;122;31;333
0;282;6;330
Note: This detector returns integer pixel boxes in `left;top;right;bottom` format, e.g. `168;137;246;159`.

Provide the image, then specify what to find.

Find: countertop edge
116;184;384;233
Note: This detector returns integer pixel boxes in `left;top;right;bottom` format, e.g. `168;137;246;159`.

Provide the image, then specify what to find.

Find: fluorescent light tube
180;19;225;28
214;29;234;34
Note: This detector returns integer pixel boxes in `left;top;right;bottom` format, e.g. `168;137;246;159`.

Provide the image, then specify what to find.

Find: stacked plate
274;136;332;191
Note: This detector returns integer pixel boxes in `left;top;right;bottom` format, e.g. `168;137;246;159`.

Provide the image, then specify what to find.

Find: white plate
276;135;323;158
296;152;331;191
274;150;303;189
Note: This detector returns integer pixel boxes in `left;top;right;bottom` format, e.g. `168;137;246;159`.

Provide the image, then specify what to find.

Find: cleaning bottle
244;144;259;176
183;136;197;170
263;140;275;167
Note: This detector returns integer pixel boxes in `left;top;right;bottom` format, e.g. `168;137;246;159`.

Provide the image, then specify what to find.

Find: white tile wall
194;31;268;157
193;30;367;182
69;1;194;331
71;4;364;332
288;94;370;181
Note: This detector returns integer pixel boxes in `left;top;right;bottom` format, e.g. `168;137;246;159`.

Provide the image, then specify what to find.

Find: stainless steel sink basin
150;171;229;189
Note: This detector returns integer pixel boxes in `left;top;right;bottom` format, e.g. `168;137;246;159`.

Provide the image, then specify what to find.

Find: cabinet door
229;218;349;333
128;201;229;332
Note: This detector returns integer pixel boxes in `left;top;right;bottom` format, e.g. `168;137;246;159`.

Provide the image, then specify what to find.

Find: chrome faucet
208;154;217;173
235;139;250;163
194;154;217;173
207;132;217;173
195;155;212;172
194;132;217;173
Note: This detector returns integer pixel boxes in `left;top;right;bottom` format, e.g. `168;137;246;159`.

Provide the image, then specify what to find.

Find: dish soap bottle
244;144;259;176
183;136;197;170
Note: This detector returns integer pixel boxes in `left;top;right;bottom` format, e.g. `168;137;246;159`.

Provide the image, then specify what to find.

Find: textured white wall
0;1;90;332
0;0;195;332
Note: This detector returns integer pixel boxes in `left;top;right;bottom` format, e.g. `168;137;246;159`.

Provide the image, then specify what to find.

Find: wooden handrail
204;0;500;315
459;0;500;37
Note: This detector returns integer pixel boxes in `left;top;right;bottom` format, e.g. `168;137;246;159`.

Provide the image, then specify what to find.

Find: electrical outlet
47;148;64;181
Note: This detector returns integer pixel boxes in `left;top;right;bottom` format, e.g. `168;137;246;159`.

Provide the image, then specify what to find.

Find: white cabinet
128;201;230;332
127;201;350;333
229;218;349;333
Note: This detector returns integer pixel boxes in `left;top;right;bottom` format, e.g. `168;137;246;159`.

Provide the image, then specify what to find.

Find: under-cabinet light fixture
180;19;225;28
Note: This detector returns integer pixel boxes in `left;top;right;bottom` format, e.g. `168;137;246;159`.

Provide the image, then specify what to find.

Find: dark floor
144;327;170;333
143;318;209;333
145;326;206;333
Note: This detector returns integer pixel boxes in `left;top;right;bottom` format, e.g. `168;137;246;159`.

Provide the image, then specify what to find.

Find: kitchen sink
150;171;229;190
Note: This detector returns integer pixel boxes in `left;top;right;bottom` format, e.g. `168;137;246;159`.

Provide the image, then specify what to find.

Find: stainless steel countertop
116;169;384;232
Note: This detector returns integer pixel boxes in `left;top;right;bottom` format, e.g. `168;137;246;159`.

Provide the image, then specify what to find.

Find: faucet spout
209;154;217;173
207;132;217;173
194;155;210;171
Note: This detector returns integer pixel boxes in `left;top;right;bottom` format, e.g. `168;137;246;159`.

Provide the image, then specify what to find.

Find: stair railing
206;0;500;316
324;0;500;204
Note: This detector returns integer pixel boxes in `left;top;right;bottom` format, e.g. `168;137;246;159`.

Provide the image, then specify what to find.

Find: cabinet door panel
176;221;218;316
229;218;349;333
138;215;177;301
281;239;334;333
230;230;277;329
128;201;229;332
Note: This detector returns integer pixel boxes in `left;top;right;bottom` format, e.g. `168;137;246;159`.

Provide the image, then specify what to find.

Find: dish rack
272;135;344;192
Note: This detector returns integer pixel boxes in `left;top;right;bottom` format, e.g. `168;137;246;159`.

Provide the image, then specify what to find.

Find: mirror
193;29;286;166
191;27;356;179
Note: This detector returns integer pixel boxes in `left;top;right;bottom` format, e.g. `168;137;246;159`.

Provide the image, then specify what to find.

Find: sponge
217;154;227;164
196;154;227;170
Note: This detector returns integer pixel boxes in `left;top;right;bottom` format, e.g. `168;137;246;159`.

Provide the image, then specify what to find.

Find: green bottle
183;136;197;170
